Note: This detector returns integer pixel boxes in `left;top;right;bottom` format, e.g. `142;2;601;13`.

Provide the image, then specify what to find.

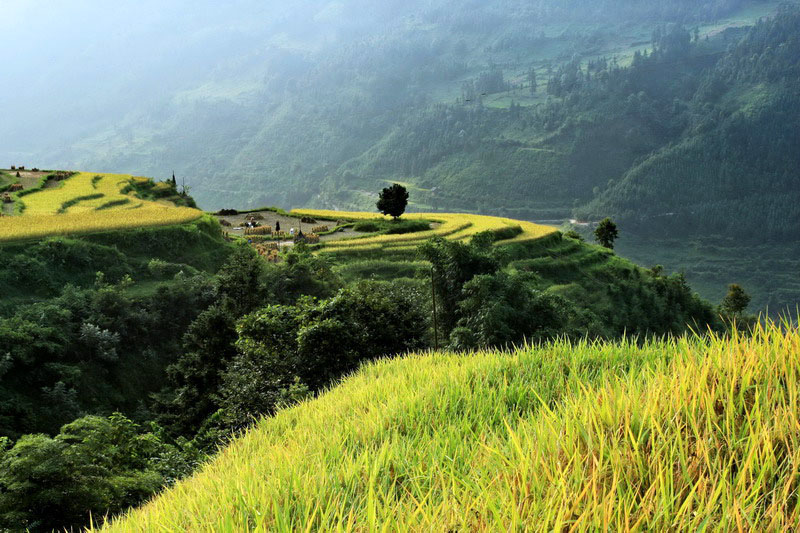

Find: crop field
99;321;800;532
291;209;557;252
0;172;202;242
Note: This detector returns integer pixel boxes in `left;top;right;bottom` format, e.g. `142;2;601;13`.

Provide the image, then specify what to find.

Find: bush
353;220;381;233
385;220;431;234
353;219;430;235
221;280;428;426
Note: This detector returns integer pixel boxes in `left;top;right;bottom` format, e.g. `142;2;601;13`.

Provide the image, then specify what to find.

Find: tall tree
527;68;538;94
594;218;619;249
376;184;409;220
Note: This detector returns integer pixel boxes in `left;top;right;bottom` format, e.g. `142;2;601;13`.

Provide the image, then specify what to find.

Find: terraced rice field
0;172;202;242
291;209;557;252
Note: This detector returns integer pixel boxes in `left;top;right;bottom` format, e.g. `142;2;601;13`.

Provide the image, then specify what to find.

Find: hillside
0;192;725;530
0;170;201;243
99;322;800;531
4;0;797;313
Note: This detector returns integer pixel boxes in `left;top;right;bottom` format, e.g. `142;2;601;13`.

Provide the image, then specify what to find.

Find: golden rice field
98;321;800;532
0;172;202;242
291;209;557;252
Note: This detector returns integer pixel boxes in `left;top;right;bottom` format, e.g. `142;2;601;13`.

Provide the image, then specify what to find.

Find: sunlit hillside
291;208;557;252
99;322;800;531
0;171;201;242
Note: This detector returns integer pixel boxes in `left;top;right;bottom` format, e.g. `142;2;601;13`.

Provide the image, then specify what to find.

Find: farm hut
3;193;12;203
9;184;23;192
220;219;232;227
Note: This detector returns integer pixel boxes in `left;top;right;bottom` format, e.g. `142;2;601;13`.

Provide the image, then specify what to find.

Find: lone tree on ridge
377;183;409;220
594;218;619;249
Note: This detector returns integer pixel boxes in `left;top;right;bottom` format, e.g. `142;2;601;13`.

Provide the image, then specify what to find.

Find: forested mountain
3;0;799;310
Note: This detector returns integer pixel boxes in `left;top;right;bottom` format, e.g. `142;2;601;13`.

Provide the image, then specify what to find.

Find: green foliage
352;220;381;233
564;230;584;241
376;183;409;219
262;245;341;304
334;259;428;283
56;193;105;213
353;218;430;235
0;218;231;304
0;413;196;532
594;218;619;249
0;274;219;439
721;283;751;318
450;271;571;350
96;198;132;210
121;178;196;209
419;236;500;338
222;280;428;428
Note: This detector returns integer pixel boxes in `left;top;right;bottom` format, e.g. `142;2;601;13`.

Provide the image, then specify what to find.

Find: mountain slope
99;322;800;531
5;0;799;311
580;9;800;241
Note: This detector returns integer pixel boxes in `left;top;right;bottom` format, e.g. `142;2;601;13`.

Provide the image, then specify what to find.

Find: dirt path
214;211;364;241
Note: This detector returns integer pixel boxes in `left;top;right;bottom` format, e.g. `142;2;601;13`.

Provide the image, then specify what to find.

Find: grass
0;172;203;243
291;209;557;253
98;321;800;531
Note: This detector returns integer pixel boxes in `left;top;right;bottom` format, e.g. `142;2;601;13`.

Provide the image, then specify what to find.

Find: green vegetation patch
57;193;105;214
352;218;432;235
95;198;132;211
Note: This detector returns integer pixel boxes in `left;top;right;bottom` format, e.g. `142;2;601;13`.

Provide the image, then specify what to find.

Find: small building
8;184;23;192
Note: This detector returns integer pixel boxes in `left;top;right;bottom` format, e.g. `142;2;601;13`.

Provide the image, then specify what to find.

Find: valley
2;1;800;530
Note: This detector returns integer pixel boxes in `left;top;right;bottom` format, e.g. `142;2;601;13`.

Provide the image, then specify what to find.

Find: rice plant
0;172;202;242
97;321;800;532
0;208;203;243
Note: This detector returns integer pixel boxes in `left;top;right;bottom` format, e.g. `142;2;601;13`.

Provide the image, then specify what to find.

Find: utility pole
431;267;439;351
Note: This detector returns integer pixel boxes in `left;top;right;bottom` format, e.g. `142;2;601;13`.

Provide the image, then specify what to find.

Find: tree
222;281;427;427
419;235;500;338
0;414;191;532
594;218;619;249
376;183;409;220
449;271;571;350
527;68;538;94
721;284;751;319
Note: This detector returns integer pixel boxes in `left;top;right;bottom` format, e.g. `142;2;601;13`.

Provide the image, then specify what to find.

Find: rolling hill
97;321;800;531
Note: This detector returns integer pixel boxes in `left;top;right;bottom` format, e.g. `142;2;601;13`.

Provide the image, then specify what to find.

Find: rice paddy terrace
289;209;557;253
0;170;202;242
0;169;556;251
